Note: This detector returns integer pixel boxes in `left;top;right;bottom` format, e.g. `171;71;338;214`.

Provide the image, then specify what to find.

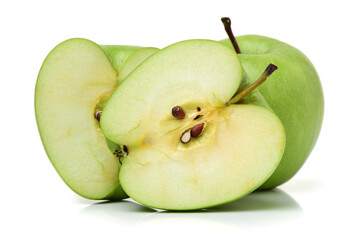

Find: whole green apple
220;22;324;189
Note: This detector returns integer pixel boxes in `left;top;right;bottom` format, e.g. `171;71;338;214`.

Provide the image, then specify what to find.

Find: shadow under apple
79;188;302;227
208;188;301;212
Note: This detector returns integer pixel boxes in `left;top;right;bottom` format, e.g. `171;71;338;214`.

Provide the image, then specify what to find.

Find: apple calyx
227;63;278;105
221;17;241;54
113;145;128;164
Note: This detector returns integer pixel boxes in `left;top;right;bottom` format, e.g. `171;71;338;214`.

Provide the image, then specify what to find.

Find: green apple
35;38;158;200
220;18;324;189
100;40;286;210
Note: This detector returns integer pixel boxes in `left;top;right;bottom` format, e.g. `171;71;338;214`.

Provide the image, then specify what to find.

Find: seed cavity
191;123;205;138
172;106;186;119
94;110;102;121
180;129;191;144
194;115;202;120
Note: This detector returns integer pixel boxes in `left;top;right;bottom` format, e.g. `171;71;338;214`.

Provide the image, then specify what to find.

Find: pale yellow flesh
35;39;120;199
120;105;285;210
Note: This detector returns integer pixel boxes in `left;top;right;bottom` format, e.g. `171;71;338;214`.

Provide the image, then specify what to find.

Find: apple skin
220;35;324;190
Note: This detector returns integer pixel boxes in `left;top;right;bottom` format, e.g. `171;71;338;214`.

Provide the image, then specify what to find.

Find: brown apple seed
172;106;186;119
191;123;205;138
94;110;102;121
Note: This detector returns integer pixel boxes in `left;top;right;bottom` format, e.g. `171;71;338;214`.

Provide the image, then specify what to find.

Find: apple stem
221;17;241;54
226;63;278;105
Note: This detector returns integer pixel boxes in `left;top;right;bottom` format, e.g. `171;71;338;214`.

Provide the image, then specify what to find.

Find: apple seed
194;115;202;120
180;129;191;144
172;105;186;119
94;110;102;121
191;123;205;138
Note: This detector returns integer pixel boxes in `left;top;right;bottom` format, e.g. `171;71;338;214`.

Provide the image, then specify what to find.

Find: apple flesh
220;35;324;189
100;40;286;210
35;38;158;199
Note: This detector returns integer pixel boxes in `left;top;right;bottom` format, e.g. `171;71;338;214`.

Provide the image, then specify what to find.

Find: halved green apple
101;40;286;210
35;38;158;199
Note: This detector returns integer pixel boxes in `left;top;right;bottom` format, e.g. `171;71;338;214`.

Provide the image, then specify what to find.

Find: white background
1;0;359;239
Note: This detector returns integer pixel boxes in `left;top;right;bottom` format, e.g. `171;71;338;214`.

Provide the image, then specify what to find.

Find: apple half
35;38;158;199
100;40;286;210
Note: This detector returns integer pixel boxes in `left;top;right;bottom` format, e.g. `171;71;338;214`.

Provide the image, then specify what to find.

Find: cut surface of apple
101;40;286;210
35;38;149;199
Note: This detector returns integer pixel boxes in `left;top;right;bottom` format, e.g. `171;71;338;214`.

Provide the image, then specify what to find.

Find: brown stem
227;63;278;105
221;17;241;54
